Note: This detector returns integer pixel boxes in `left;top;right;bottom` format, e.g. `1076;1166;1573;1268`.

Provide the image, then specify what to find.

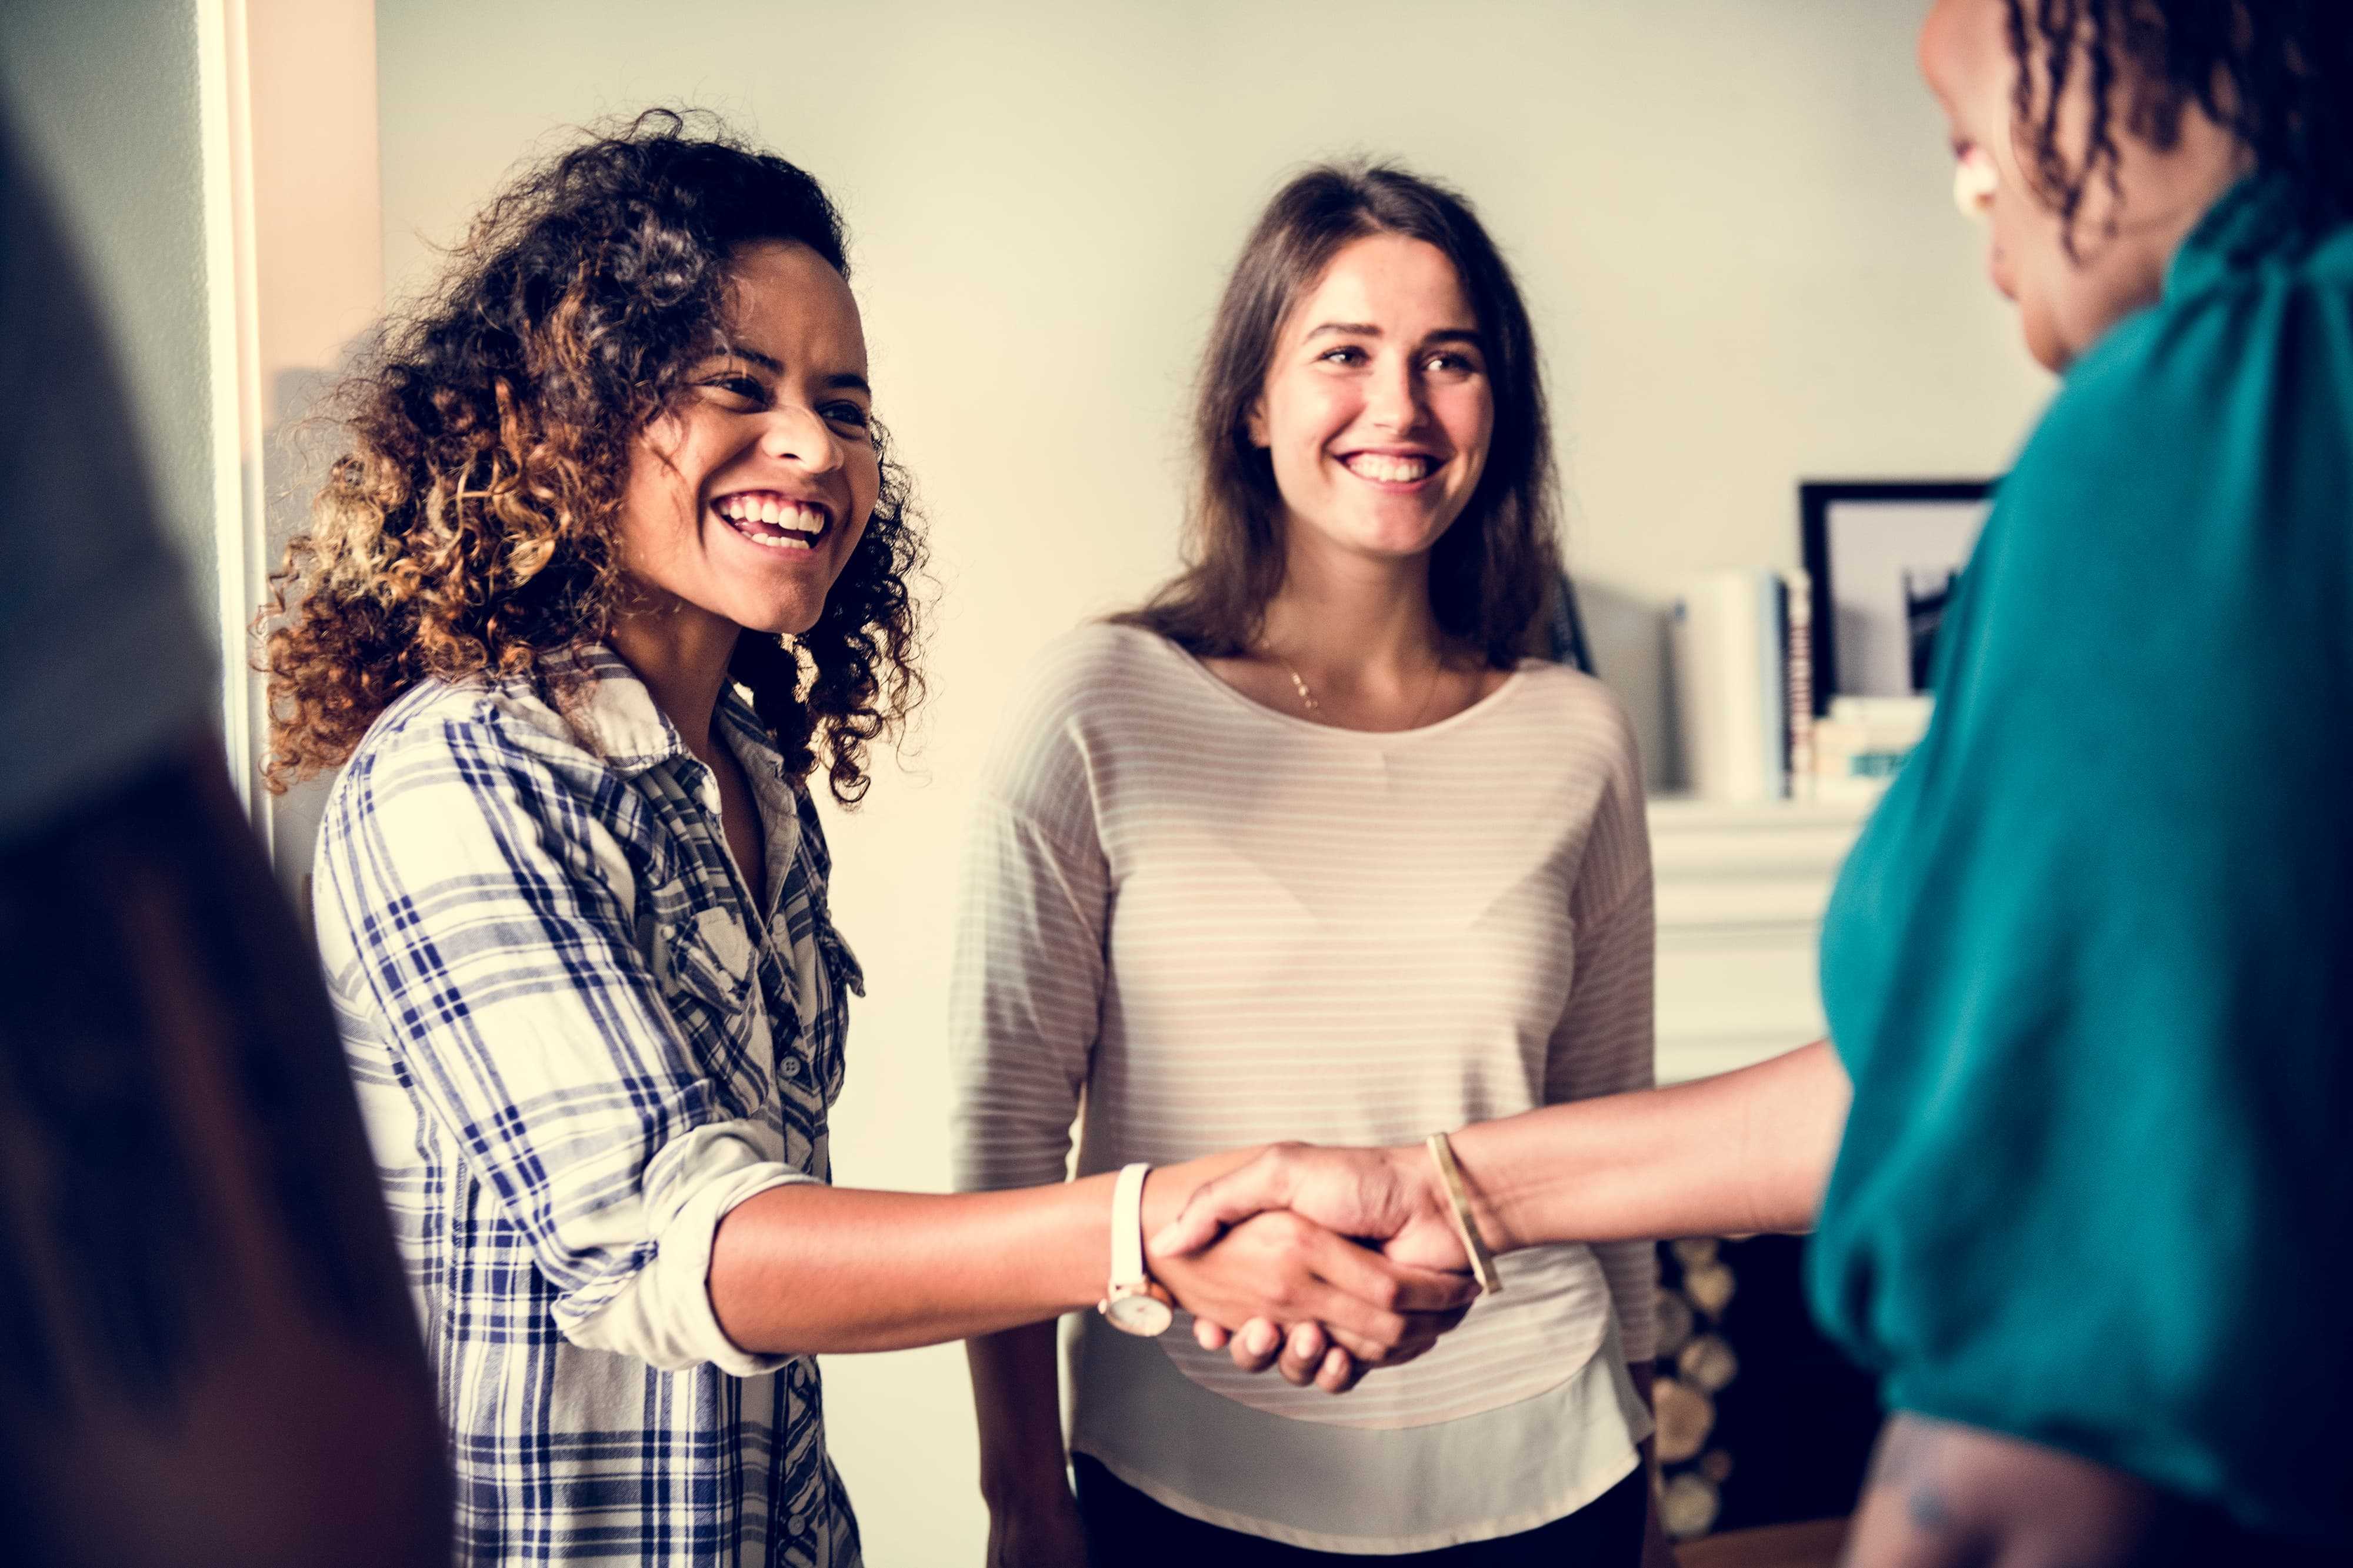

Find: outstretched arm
1155;1040;1851;1269
1468;1036;1849;1249
707;1153;1474;1356
326;719;1467;1395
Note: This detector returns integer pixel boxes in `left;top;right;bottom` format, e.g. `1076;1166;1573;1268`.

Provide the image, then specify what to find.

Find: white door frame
195;0;383;878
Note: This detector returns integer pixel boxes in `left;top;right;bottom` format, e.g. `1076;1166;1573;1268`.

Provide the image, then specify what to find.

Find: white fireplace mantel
1648;795;1876;1084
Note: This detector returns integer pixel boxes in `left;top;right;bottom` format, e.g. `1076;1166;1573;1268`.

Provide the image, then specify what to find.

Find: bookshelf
1647;794;1877;1084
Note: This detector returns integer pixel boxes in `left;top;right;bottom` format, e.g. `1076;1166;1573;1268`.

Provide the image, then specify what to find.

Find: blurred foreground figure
0;114;449;1566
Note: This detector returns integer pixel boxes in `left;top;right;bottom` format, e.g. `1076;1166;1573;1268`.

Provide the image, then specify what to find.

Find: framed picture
1799;479;1995;715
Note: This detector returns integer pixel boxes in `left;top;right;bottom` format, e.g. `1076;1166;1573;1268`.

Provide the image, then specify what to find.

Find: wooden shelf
1649;793;1880;826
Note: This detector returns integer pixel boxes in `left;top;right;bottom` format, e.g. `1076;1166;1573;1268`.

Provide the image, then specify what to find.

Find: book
1784;568;1815;800
1809;695;1934;799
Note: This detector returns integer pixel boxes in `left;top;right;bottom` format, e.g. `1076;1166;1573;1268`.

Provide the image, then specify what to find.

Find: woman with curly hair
269;113;1472;1568
1164;4;2353;1564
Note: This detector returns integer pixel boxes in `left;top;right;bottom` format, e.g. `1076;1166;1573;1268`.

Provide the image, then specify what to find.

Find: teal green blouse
1809;175;2353;1544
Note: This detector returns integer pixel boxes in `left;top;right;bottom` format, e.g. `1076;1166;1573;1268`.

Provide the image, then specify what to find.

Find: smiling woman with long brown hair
263;112;1472;1568
951;163;1672;1566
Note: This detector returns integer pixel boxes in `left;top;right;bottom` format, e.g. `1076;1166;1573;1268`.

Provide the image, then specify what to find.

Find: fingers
1165;1209;1477;1386
1388;1261;1481;1315
1300;1224;1479;1318
1314;1345;1363;1394
1149;1146;1304;1257
1216;1290;1472;1388
1219;1316;1371;1384
1277;1322;1327;1386
1187;1221;1468;1367
1223;1317;1282;1373
1371;1303;1470;1370
1291;1227;1476;1352
1218;1316;1365;1392
1295;1289;1471;1370
1292;1223;1408;1317
1335;1299;1465;1370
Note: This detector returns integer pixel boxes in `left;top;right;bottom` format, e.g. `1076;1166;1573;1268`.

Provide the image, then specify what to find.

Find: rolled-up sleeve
321;712;813;1372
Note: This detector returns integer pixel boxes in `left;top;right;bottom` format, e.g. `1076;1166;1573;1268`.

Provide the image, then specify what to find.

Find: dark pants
1072;1454;1646;1567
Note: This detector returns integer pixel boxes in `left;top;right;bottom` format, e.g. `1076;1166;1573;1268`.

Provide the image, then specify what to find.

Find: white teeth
1346;453;1432;483
739;530;814;552
715;494;828;538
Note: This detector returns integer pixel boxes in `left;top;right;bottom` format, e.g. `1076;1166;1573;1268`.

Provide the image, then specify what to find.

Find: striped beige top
951;623;1657;1437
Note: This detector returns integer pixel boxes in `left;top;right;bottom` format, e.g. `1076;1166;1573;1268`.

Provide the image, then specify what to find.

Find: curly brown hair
262;109;924;804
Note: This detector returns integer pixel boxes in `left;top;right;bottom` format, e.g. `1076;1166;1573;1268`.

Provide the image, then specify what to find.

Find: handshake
1136;1137;1505;1394
1129;1042;1844;1389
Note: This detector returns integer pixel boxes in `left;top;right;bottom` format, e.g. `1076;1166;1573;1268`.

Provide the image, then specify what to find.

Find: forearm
968;1324;1070;1507
709;1149;1261;1355
1849;1413;2162;1567
1458;1040;1849;1252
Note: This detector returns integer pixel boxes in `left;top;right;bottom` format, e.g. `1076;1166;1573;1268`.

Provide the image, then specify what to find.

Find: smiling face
1248;233;1494;567
615;239;879;639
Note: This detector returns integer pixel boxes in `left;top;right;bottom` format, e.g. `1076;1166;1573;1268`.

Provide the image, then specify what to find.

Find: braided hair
2004;0;2353;254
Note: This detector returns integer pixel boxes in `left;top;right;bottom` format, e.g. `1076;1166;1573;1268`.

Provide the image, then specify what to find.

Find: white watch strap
1109;1162;1151;1290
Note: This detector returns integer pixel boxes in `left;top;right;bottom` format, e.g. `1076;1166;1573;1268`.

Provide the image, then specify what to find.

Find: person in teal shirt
1151;2;2351;1563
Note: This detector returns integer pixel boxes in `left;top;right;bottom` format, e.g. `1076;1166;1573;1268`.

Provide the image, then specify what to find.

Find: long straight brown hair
1118;161;1562;666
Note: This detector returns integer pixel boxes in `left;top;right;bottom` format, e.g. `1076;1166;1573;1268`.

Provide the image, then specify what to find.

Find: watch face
1104;1292;1174;1337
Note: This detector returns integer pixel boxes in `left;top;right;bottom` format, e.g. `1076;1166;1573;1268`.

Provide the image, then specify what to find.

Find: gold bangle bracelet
1425;1130;1504;1295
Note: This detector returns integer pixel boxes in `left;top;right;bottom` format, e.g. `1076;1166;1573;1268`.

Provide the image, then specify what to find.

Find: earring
1952;146;1998;221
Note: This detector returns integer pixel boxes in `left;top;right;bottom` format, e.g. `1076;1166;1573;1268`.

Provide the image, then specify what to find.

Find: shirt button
779;1056;802;1077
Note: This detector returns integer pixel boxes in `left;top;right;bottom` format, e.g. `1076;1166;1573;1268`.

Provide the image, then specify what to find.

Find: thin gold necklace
1271;649;1447;729
1278;656;1321;714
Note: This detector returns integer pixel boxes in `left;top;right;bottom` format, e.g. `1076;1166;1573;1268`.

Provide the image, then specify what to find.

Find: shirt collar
548;645;685;774
2165;171;2308;301
714;681;794;788
714;682;807;919
555;645;792;786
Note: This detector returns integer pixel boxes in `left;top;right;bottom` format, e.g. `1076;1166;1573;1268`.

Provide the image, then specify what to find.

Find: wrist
978;1436;1074;1512
1439;1123;1524;1253
1101;1163;1175;1336
979;1462;1075;1513
1381;1139;1445;1227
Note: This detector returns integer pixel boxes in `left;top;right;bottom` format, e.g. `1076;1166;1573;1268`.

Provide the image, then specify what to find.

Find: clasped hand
1149;1143;1475;1392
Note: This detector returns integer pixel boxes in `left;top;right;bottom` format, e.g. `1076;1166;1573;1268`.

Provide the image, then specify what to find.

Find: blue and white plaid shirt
316;649;865;1567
